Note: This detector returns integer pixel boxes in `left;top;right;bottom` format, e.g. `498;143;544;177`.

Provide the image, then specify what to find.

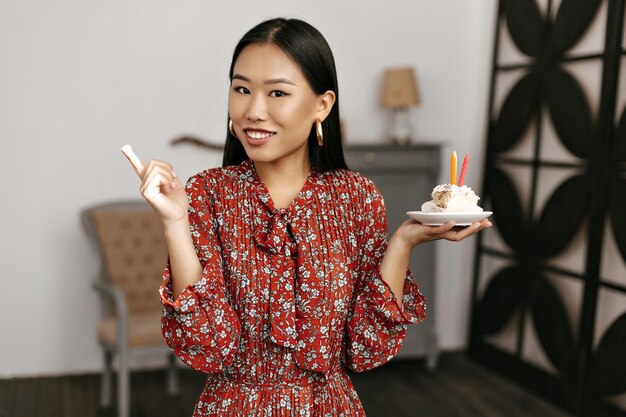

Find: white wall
0;0;497;377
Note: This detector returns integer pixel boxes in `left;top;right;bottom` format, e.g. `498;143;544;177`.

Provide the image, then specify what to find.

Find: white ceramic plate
406;211;493;226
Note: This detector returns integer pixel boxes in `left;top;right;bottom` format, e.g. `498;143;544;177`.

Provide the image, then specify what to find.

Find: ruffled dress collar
238;158;319;255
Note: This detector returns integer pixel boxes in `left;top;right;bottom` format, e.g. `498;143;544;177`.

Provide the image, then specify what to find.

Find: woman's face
228;43;334;167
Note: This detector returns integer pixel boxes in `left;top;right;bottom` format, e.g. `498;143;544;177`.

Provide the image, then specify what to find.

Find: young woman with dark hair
126;17;490;417
222;18;346;173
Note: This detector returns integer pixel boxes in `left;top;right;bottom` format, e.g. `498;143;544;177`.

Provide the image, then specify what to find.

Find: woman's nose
245;94;267;122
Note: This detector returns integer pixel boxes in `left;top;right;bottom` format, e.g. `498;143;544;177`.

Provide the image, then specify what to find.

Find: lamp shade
380;67;421;108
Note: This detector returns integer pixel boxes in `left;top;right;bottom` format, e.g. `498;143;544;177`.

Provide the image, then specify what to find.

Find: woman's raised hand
121;145;188;226
392;218;492;250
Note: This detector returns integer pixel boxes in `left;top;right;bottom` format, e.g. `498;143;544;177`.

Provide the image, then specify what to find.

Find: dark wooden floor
0;353;571;417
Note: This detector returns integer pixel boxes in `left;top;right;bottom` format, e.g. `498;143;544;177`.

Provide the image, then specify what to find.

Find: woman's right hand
122;147;189;226
138;160;189;226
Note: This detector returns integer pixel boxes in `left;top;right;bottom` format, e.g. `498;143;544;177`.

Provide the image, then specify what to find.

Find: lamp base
392;135;411;146
390;107;413;145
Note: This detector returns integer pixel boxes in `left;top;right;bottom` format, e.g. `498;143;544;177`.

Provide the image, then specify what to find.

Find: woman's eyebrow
264;78;296;86
232;73;295;86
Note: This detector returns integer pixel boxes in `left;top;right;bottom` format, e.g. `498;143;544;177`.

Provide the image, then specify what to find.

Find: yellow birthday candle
450;151;457;185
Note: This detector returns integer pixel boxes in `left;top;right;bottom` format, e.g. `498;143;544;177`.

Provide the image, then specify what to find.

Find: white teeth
247;131;274;139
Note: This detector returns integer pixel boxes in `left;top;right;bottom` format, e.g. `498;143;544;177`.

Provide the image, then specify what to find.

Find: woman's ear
316;90;336;123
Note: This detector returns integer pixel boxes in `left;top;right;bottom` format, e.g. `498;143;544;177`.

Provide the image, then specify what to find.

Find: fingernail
172;171;177;178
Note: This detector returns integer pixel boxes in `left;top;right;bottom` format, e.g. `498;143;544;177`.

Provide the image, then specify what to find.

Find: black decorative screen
469;0;626;415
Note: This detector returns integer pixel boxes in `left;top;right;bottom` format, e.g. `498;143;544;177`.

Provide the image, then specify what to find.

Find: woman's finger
141;171;173;196
144;159;178;187
425;221;456;236
145;159;176;174
140;170;173;199
144;164;175;185
443;222;484;241
120;145;146;177
144;162;177;189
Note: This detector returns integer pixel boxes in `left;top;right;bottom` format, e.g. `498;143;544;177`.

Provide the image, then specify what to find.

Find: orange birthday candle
450;151;457;185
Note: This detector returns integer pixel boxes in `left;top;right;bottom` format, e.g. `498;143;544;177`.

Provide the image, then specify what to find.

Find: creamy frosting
421;184;483;213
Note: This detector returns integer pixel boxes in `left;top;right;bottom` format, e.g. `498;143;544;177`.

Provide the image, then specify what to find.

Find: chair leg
166;352;179;396
100;350;113;408
118;348;130;417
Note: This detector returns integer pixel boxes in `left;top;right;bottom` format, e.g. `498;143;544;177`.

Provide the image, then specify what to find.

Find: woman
128;17;491;417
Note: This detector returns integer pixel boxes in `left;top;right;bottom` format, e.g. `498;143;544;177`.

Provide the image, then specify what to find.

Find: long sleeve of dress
159;174;242;374
342;179;427;372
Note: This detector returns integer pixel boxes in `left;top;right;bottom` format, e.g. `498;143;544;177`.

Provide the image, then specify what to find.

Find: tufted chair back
84;201;167;314
82;200;179;417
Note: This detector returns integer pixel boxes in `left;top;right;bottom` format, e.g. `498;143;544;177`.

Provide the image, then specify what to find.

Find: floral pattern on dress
159;159;427;416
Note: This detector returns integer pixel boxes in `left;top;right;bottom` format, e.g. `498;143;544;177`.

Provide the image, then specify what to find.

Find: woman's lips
243;128;276;146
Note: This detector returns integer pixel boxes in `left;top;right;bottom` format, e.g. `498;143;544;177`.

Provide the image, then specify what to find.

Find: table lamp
380;67;421;145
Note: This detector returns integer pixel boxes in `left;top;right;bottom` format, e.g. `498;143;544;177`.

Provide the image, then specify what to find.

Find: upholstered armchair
81;200;178;417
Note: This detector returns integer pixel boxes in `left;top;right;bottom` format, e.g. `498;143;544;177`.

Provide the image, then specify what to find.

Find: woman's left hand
392;218;492;250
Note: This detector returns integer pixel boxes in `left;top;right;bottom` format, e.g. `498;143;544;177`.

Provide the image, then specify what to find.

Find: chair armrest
93;281;130;348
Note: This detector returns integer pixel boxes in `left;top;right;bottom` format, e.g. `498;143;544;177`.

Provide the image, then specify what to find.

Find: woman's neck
253;155;311;190
252;154;312;209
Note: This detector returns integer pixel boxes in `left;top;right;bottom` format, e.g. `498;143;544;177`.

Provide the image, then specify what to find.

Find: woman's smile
243;128;276;146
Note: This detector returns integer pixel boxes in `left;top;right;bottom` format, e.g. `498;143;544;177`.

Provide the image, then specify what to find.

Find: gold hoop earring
229;119;237;138
316;119;324;147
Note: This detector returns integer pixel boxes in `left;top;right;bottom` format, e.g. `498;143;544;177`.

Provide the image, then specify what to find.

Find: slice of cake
421;184;483;213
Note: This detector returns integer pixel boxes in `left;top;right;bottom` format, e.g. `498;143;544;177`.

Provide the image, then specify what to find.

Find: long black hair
222;18;348;173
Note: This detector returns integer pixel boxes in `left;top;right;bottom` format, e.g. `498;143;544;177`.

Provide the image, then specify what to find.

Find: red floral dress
159;159;426;416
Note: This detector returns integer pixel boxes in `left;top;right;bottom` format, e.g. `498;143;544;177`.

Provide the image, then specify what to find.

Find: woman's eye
234;86;249;94
270;90;288;97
